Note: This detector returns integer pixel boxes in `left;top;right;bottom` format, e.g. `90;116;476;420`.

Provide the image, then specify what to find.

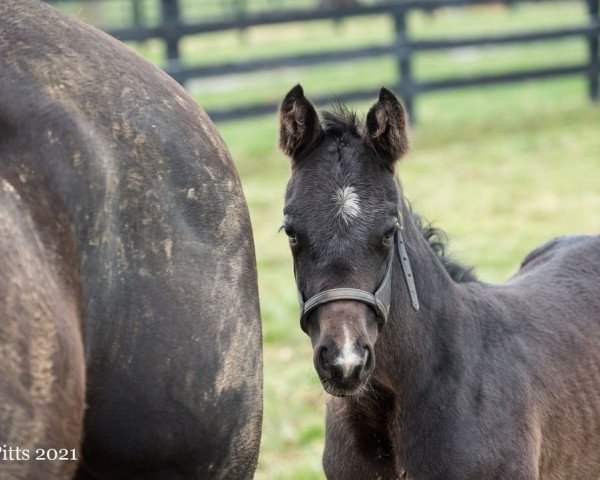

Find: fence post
393;4;416;124
161;0;182;83
587;0;599;101
132;0;143;28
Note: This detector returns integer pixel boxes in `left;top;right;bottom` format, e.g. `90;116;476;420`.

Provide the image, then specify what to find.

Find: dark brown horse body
279;85;600;479
0;1;262;478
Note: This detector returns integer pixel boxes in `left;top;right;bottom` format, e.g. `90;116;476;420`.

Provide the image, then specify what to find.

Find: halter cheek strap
296;223;420;334
397;230;420;312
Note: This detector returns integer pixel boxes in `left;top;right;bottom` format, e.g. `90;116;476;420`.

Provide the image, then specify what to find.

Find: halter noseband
296;214;420;333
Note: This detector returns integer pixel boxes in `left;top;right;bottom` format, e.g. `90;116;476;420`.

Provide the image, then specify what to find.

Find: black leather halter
296;214;420;333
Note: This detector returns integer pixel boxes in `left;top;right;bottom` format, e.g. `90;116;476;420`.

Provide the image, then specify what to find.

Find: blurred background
46;0;600;478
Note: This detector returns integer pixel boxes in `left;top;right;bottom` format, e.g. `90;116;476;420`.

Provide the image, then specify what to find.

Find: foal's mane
412;213;477;283
320;103;477;284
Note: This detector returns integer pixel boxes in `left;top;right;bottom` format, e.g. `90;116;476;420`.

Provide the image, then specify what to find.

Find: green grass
56;2;600;478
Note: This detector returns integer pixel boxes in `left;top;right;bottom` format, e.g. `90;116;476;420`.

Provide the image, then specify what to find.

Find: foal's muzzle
315;339;374;395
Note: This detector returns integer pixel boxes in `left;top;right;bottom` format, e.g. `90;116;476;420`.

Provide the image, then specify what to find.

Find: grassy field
57;2;600;478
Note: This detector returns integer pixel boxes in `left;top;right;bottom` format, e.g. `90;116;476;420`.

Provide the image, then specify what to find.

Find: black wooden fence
48;0;600;122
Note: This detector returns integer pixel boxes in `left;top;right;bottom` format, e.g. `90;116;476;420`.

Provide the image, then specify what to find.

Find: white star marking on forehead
333;186;361;223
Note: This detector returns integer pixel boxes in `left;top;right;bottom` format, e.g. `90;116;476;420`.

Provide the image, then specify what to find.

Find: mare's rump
0;182;85;480
0;1;262;477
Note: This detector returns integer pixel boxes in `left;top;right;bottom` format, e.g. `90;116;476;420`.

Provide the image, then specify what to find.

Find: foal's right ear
279;84;323;159
362;87;409;169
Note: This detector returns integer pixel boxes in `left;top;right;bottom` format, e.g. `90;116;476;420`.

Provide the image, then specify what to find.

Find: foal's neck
369;200;477;408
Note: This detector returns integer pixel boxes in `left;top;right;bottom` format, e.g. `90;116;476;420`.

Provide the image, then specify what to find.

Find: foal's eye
382;224;399;246
279;225;298;246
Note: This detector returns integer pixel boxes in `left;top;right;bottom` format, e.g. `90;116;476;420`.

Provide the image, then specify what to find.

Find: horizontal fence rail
47;0;600;122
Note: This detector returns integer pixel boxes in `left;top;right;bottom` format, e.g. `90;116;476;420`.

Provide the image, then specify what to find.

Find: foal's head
279;85;409;396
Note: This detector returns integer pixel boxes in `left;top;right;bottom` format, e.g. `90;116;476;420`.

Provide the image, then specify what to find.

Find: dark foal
279;85;600;480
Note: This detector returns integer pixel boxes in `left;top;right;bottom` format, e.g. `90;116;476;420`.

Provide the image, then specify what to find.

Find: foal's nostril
317;346;329;371
363;345;374;373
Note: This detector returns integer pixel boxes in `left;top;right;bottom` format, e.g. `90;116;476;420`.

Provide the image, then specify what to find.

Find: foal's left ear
279;84;323;160
362;87;409;170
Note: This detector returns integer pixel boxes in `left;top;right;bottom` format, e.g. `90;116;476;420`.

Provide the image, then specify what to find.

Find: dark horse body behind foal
279;85;600;479
0;1;262;478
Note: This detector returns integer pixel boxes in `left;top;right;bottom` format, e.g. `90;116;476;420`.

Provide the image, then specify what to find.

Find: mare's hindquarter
0;181;85;480
0;1;262;478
